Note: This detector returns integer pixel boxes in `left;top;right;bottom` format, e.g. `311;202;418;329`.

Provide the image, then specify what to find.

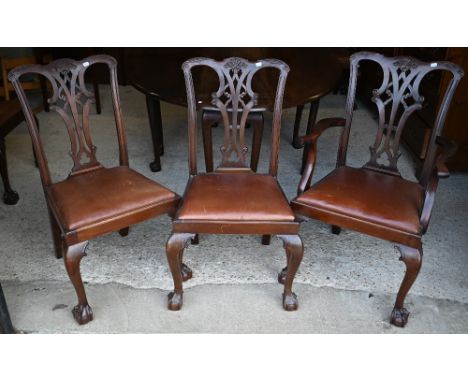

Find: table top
127;48;343;109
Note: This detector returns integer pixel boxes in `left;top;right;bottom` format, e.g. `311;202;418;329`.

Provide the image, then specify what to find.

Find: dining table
126;48;344;172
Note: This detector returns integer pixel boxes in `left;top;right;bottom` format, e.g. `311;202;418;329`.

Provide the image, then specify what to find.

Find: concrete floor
1;86;467;333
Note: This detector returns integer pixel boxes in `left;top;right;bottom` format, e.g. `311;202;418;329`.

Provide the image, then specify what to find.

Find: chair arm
419;136;458;233
297;118;346;195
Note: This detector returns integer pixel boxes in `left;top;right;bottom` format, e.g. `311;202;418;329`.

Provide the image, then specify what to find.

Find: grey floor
1;86;467;333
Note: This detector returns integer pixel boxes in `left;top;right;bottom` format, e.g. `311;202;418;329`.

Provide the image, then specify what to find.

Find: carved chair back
338;51;463;187
8;55;128;189
182;57;289;176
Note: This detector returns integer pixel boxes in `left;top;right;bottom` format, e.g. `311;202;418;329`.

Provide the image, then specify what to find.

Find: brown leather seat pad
177;173;295;222
47;166;177;230
293;166;424;234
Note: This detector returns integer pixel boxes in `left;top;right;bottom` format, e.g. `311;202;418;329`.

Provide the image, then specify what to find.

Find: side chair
9;55;181;325
290;51;463;327
165;57;304;311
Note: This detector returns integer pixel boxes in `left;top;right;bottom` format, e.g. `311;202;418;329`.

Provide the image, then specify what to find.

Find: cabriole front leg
166;233;195;310
391;244;423;327
277;235;303;311
64;241;93;325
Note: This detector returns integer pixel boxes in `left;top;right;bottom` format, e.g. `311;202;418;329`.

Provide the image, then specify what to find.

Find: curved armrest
419;136;458;233
297;118;346;195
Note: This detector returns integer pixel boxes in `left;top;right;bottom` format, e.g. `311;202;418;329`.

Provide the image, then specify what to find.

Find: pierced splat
182;57;289;174
43;59;101;175
364;57;429;174
212;57;259;169
8;57;124;181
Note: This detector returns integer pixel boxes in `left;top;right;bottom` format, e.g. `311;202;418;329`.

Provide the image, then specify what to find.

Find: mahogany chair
290;51;463;327
9;55;180;325
165;57;303;311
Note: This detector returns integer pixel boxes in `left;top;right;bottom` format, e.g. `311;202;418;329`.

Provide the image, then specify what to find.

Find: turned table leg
0;136;19;205
300;100;320;174
146;94;164;172
292;104;305;149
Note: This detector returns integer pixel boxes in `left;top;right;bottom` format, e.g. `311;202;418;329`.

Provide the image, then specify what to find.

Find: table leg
145;94;164;172
93;82;102;115
0;282;14;334
39;76;50;113
0;136;19;205
292;104;305;149
300;100;320;174
202;110;220;173
250;112;264;172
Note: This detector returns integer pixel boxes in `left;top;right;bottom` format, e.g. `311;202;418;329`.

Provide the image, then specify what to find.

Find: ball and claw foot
168;292;183;311
149;161;161;172
181;263;193;282
278;267;287;285
390;307;410;327
72;304;93;325
283;292;298;311
3;190;19;205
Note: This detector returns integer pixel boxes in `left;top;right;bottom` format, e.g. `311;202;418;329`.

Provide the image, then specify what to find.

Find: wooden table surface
127;47;343;110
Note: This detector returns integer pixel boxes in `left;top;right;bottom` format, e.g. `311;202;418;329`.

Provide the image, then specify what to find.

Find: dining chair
9;55;181;325
165;57;303;311
290;51;463;327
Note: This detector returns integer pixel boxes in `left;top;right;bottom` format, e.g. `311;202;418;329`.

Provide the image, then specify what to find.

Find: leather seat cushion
177;173;295;221
293;166;424;234
47;166;177;230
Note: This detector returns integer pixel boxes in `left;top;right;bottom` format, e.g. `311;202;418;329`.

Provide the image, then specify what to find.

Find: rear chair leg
261;235;271;245
191;234;199;245
166;233;195;310
331;225;341;235
64;242;93;325
391;244;423;327
118;227;130;237
277;235;304;311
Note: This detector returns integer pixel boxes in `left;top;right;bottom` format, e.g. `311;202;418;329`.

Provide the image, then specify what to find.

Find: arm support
419;136;458;234
297;117;346;195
